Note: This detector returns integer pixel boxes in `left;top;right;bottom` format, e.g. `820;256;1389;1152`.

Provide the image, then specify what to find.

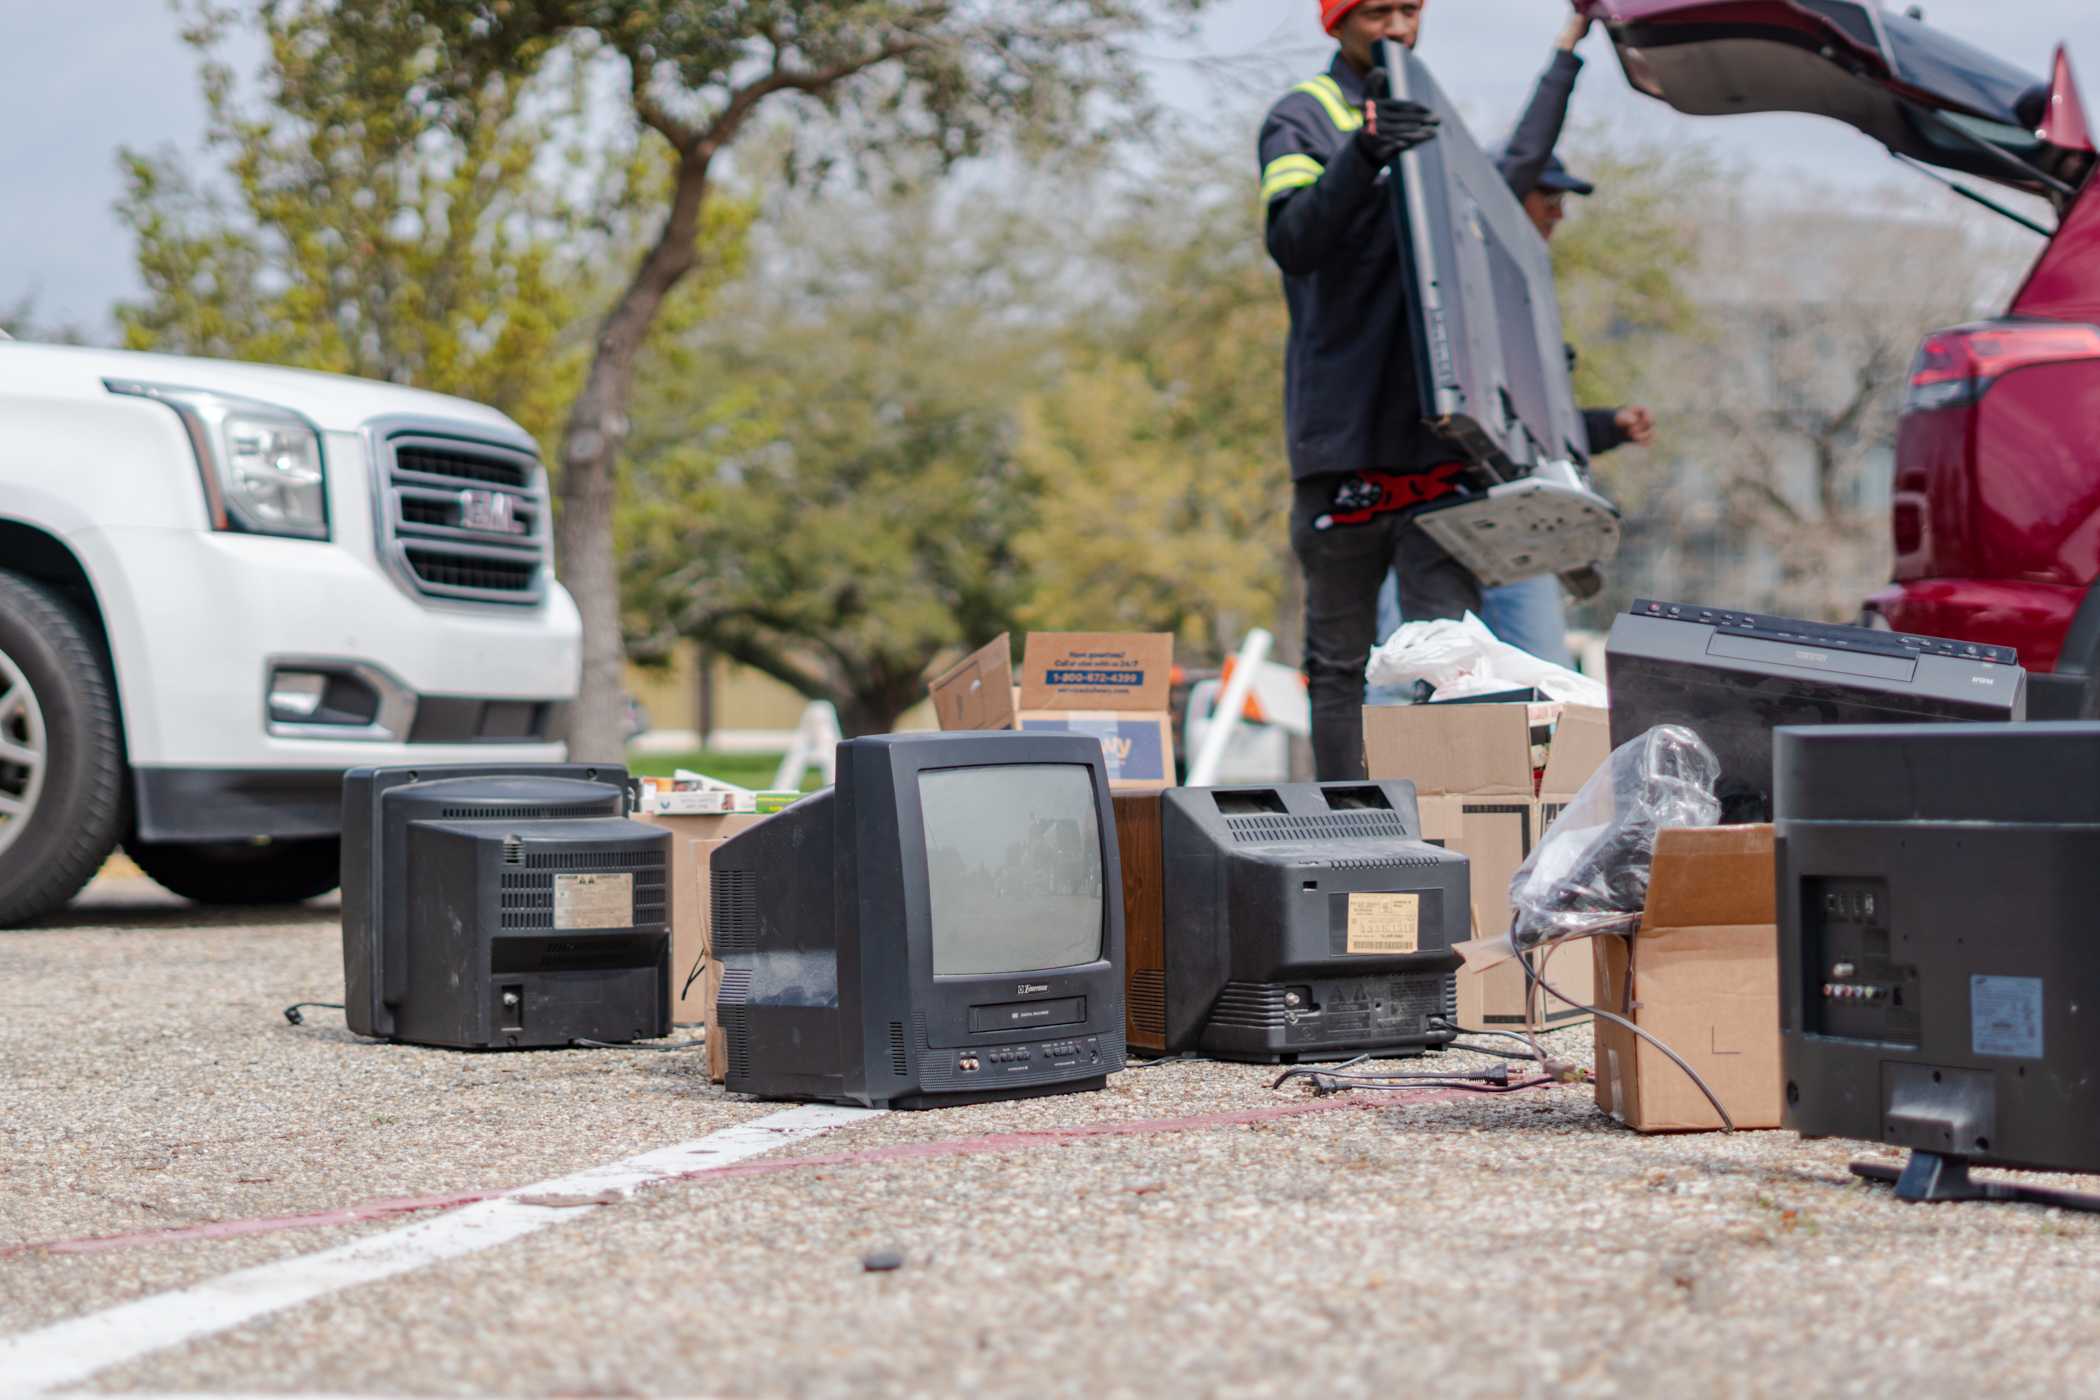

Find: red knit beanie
1321;0;1367;32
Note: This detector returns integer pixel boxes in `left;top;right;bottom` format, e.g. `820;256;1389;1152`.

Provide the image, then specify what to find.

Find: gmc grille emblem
459;489;525;535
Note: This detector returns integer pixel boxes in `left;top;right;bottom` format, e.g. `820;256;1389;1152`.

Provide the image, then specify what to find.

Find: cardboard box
634;811;768;1042
1364;701;1611;1030
1593;825;1782;1133
930;632;1177;792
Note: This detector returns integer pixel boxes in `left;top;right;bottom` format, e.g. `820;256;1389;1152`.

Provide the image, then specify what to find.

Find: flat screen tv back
1381;39;1621;592
1777;722;2100;1212
714;732;1125;1109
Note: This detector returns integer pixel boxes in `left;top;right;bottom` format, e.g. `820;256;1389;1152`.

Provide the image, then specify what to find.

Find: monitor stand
1851;1151;2100;1213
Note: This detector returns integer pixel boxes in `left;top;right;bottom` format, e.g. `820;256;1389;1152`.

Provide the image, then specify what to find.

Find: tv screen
716;732;1127;1109
921;764;1103;977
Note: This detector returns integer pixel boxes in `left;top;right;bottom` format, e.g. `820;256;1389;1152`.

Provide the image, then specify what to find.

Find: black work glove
1354;67;1439;168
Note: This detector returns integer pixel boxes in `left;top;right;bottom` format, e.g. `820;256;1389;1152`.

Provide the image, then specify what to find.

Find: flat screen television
1120;781;1468;1062
1609;599;2025;823
340;764;671;1049
1777;721;2100;1209
713;732;1124;1109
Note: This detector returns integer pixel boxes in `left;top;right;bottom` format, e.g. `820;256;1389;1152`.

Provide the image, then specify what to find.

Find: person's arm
1263;135;1384;276
1582;407;1628;455
1261;75;1437;276
1498;20;1589;199
1582;405;1654;455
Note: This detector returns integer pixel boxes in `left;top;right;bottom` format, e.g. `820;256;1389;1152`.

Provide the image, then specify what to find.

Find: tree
1625;189;2018;620
1011;141;1290;659
114;1;638;448
416;0;1220;757
618;173;1053;737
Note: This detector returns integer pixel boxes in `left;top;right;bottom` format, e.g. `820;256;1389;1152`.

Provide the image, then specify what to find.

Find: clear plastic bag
1507;724;1721;951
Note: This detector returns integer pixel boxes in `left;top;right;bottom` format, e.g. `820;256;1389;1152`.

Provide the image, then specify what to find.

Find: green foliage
1013;142;1290;657
115;0;639;446
1546;136;1714;490
618;177;1051;737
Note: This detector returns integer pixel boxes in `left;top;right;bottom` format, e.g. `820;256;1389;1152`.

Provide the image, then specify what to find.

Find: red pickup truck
1583;0;2100;715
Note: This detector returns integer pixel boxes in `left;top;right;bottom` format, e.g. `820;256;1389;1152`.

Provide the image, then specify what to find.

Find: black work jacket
1258;54;1447;481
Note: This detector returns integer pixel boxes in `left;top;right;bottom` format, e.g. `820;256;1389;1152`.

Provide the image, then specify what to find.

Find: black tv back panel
1777;723;2100;1204
342;765;671;1049
1144;780;1468;1062
1607;599;2025;822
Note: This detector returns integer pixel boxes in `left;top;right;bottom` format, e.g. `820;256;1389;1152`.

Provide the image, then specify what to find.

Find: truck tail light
1905;322;2100;412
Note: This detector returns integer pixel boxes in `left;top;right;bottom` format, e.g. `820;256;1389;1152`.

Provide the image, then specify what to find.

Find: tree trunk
556;148;714;760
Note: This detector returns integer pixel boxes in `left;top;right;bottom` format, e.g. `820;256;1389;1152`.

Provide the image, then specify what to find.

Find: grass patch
626;750;825;791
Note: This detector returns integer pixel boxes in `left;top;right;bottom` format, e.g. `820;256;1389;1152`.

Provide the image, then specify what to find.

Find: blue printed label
1020;716;1167;781
1971;975;2044;1059
1043;668;1146;690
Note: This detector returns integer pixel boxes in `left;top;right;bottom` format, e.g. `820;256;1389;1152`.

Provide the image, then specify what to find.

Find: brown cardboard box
930;632;1177;792
1364;701;1611;1030
635;810;768;1050
1592;825;1782;1133
927;636;1015;732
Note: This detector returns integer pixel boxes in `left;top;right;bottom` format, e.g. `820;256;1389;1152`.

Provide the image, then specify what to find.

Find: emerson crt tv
1119;781;1469;1062
1776;722;2100;1210
341;764;671;1050
713;732;1125;1109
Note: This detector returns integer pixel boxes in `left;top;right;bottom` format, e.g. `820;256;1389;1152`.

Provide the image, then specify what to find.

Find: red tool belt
1312;463;1467;532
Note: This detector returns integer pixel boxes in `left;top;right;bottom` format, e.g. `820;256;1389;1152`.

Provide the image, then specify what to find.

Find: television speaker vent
888;1021;909;1077
712;871;758;955
1225;811;1410;844
719;968;754;1080
1128;969;1167;1037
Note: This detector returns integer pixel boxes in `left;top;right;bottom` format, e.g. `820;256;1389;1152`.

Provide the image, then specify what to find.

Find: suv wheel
127;837;342;906
0;570;126;927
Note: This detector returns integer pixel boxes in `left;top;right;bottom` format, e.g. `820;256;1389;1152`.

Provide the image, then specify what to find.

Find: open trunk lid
1580;0;2094;205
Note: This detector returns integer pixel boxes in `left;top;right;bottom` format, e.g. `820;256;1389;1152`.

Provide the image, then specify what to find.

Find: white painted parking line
0;1102;881;1396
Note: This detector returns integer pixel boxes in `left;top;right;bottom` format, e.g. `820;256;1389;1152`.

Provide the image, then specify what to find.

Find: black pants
1291;474;1482;781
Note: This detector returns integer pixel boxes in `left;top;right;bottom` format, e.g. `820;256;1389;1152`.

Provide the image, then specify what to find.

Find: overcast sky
4;0;2095;339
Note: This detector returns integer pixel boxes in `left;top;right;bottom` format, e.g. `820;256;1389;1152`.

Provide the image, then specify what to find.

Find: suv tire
127;837;342;906
0;570;127;927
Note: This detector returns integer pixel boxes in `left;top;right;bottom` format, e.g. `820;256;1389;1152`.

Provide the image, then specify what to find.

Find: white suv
0;343;582;924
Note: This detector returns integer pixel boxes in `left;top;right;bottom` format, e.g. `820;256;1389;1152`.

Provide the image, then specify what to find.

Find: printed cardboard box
1593;825;1783;1133
930;632;1176;792
1364;701;1611;1031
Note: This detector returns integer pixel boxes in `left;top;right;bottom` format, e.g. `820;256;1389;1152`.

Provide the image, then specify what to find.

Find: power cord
570;1036;707;1052
1271;1061;1557;1097
1517;944;1736;1132
283;1002;344;1025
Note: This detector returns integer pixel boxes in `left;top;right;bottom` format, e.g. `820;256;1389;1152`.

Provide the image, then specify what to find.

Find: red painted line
3;1087;1470;1259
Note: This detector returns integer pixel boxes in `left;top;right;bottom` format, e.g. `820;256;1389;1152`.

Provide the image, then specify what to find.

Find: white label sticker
1972;975;2044;1058
1346;893;1421;955
554;873;633;930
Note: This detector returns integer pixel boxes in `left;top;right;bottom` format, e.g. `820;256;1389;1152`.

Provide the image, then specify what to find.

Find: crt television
1777;722;2100;1208
714;732;1125;1109
1608;599;2025;823
1122;781;1468;1062
341;764;671;1050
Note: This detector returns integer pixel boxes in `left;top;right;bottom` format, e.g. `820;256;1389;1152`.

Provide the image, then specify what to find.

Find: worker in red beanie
1259;0;1456;779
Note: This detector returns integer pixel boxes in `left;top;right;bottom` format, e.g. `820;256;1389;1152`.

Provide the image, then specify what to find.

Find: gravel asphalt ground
8;874;2100;1397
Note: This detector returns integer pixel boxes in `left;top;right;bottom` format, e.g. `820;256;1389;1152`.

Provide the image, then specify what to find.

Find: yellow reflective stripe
1260;154;1324;202
1292;75;1364;133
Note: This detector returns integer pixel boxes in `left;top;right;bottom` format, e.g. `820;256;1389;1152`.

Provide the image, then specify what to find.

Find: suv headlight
105;380;329;540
